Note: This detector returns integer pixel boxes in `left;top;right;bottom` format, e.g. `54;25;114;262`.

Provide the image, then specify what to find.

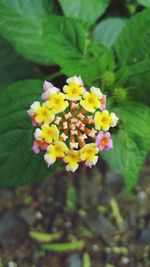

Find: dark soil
0;156;150;267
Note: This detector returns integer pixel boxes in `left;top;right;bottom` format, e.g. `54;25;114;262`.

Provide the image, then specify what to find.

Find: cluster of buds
27;76;119;172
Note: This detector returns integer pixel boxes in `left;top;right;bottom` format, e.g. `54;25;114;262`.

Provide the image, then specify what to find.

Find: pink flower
100;95;106;110
95;131;113;151
43;80;53;91
32;140;47;154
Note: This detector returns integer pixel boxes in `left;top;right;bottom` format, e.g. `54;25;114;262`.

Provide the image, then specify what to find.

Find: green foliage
0;0;53;64
41;240;85;252
137;0;150;7
0;80;60;187
114;9;150;106
115;9;150;65
92;17;127;48
102;102;150;191
58;0;110;25
0;38;40;91
43;15;115;84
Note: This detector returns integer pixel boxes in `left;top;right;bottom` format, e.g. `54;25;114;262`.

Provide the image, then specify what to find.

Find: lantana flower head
28;76;119;172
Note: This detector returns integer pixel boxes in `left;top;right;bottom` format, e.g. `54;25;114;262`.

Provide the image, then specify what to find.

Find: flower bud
113;88;127;103
101;71;115;87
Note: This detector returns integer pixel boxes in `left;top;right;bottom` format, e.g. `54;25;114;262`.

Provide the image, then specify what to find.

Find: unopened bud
101;71;115;87
113;88;127;102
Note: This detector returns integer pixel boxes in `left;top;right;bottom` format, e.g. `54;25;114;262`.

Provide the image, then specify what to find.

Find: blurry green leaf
43;16;115;84
115;60;150;105
41;240;85;252
137;0;150;7
0;80;60;187
0;0;53;64
61;43;115;85
58;0;110;25
30;231;62;242
125;59;150;105
0;38;40;90
92;17;127;48
115;9;150;65
82;253;91;267
102;102;150;191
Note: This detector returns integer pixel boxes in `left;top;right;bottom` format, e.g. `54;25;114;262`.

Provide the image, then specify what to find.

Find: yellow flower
34;124;59;144
34;104;54;124
44;141;69;166
80;143;98;167
46;93;69;114
64;150;80;172
63;83;85;101
94;110;112;131
80;92;100;113
63;76;85;100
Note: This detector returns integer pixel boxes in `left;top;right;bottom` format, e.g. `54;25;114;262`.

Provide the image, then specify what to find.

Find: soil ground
0;156;149;267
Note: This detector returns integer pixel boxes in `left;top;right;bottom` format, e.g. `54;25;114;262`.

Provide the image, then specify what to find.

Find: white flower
44;153;55;166
110;113;119;127
42;87;60;100
27;101;40;115
90;86;102;99
34;128;42;140
66;75;83;86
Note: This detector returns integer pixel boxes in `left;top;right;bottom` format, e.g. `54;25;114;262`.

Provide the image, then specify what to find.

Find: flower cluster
27;76;119;172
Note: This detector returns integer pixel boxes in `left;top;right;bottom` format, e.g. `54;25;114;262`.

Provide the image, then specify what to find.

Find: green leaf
0;80;60;187
0;0;53;64
114;9;150;65
41;240;85;252
82;253;91;267
0;38;40;90
43;16;115;84
125;59;150;105
115;60;150;105
102;102;150;191
137;0;150;7
92;17;127;48
58;0;110;25
29;231;62;242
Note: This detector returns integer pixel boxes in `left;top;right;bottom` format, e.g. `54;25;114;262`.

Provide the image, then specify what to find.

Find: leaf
58;0;110;25
0;0;53;64
43;16;115;84
82;253;91;267
102;102;150;191
125;59;150;105
0;38;40;90
114;9;150;65
137;0;150;7
92;17;127;48
0;80;60;187
41;240;85;252
115;60;150;105
29;231;62;242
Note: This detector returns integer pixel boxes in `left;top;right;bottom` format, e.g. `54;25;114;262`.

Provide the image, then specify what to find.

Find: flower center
42;110;48;116
100;136;108;147
88;96;95;104
54;102;97;149
102;116;109;124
